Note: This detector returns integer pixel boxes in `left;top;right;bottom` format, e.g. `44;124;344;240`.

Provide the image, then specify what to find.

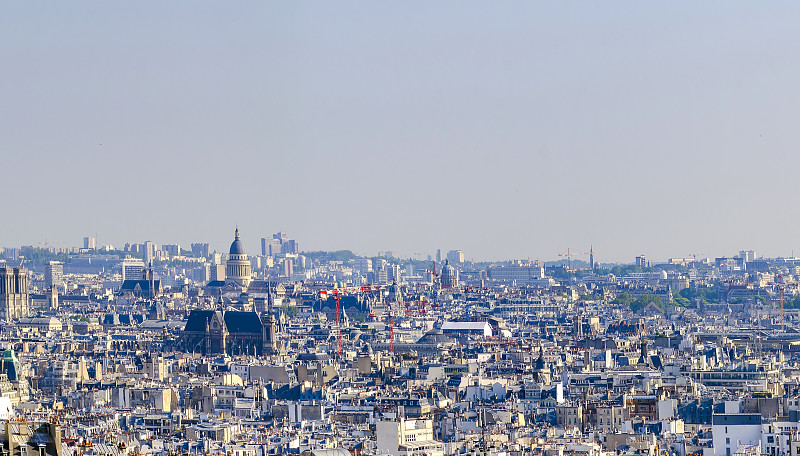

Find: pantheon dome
226;228;252;288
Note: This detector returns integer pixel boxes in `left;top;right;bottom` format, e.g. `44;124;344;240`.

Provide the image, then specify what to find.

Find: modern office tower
121;257;146;281
446;250;464;264
83;237;96;249
0;267;29;322
262;232;300;256
226;228;252;288
162;244;181;257
436;249;442;263
261;237;281;256
388;264;402;283
739;250;756;262
354;258;373;274
376;268;388;284
283;258;293;278
124;243;141;254
144;241;156;264
635;255;646;268
44;261;64;289
280;239;299;255
193;263;210;282
191;243;210;258
210;264;226;282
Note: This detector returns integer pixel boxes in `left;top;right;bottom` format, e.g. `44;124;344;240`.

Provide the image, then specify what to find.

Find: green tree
631;294;664;313
671;289;691;307
679;286;719;305
280;305;299;318
612;292;633;306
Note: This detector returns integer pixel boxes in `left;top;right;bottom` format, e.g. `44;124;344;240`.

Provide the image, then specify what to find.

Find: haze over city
4;2;800;262
11;4;800;456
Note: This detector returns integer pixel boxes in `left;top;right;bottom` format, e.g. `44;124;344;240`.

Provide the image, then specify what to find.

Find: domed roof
442;260;455;273
229;228;246;255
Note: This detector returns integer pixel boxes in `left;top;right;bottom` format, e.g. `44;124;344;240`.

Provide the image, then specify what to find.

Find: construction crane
425;261;440;283
319;285;383;358
37;239;65;249
404;299;428;316
558;248;591;271
767;275;798;331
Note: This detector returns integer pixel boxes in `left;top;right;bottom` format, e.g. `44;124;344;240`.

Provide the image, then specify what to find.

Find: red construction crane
766;275;798;331
404;299;429;316
320;285;383;357
425;261;440;282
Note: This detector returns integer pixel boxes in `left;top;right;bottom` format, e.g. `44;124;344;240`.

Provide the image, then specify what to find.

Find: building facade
0;267;29;322
182;309;276;356
44;261;63;289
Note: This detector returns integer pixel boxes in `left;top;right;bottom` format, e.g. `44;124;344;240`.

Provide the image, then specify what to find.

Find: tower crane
425;261;440;283
319;285;383;358
558;248;591;271
766;274;798;331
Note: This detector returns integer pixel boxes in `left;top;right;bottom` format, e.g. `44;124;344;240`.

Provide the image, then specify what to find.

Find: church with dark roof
182;308;276;356
182;228;277;356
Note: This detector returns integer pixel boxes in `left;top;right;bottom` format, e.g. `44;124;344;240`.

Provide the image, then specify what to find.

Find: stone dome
226;228;252;288
229;228;246;255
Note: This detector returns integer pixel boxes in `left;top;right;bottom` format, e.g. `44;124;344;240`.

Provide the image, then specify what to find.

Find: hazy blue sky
3;2;800;263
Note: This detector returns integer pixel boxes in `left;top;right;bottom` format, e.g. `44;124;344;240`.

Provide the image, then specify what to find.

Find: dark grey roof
224;311;263;333
229;228;246;255
297;352;330;362
103;314;145;326
416;329;455;345
120;279;161;292
184;309;263;334
230;239;245;255
184;310;218;332
712;414;761;425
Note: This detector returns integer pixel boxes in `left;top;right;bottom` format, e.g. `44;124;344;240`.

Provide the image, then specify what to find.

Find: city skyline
4;2;800;262
0;228;772;266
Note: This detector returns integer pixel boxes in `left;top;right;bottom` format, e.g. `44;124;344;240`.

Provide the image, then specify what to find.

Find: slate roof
224;311;263;333
183;310;263;334
120;279;161;292
184;310;218;332
229;228;246;255
103;314;145;325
